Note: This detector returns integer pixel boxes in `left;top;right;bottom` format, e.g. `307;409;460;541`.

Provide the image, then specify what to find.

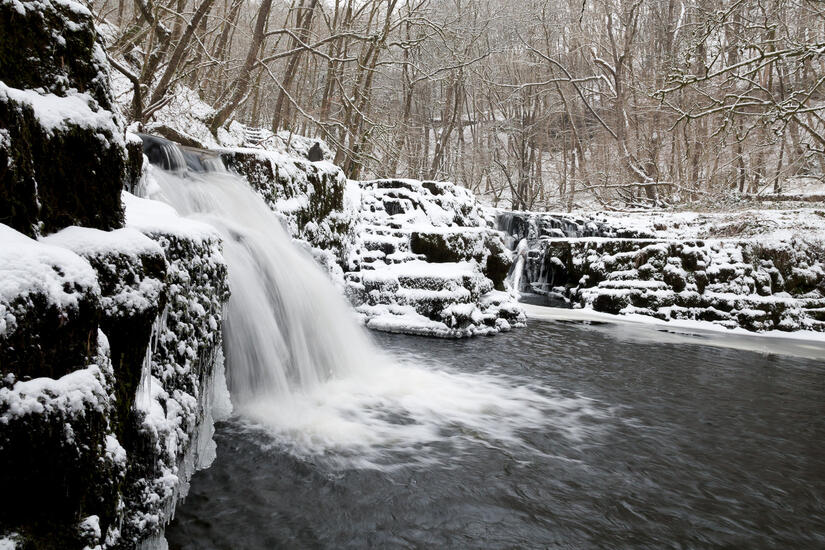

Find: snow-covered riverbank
501;210;825;333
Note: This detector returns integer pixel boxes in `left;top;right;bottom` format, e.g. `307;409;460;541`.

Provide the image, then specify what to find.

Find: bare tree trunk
271;0;319;131
208;0;273;133
146;0;216;114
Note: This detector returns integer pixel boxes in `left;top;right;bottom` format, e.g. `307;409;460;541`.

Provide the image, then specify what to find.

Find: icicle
134;307;168;412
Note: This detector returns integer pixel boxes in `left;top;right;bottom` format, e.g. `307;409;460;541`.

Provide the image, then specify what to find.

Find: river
166;318;825;549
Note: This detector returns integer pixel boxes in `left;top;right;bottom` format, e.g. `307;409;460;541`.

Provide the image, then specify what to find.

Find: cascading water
140;138;604;468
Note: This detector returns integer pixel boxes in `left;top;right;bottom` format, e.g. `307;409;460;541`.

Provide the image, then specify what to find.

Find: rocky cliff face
0;1;230;547
0;196;230;548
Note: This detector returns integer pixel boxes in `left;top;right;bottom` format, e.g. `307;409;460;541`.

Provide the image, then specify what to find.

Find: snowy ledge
524;303;825;360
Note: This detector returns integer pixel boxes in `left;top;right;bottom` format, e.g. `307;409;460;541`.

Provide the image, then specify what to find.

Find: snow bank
0;224;99;315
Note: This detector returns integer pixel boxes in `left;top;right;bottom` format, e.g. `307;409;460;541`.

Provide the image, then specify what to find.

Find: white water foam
148;164;607;468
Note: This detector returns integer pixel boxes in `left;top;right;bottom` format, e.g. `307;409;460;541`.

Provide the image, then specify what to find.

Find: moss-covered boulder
0;225;102;382
0;337;126;550
0;226;125;548
0;79;128;237
117;193;230;546
0;0;135;238
0;0;112;107
42;226;169;445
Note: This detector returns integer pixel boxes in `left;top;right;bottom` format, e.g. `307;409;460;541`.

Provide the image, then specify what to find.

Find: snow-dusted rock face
219;147;352;264
344;179;524;337
0;0;142;237
504;212;825;332
0;5;230;547
0;227;124;549
117;193;230;546
0;195;230;548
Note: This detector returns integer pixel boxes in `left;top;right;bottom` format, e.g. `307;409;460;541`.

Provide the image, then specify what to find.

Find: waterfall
149;167;373;403
507;238;529;296
138;137;603;468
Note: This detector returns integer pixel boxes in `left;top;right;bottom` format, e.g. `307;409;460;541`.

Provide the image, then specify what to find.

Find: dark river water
167;319;825;549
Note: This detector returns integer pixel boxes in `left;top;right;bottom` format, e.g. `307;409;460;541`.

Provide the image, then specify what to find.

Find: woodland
97;0;825;209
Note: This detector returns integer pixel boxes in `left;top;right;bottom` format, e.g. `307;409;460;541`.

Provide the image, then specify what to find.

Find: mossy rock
0;100;39;234
0;0;112;109
0;93;126;236
125;135;145;193
71;237;168;442
0;362;123;549
591;291;629;314
409;232;464;263
0;289;100;384
485;249;511;291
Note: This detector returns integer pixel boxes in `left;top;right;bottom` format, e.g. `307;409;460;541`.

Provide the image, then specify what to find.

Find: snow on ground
594;208;825;242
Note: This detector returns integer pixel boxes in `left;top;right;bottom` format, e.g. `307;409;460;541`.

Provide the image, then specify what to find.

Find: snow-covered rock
344;179;524;337
0;5;228;547
0;0;141;237
0;226;124;548
0;194;230;547
118;192;230;545
503;211;825;332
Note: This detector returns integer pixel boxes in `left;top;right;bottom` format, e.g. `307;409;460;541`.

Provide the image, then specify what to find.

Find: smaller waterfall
506;238;529;296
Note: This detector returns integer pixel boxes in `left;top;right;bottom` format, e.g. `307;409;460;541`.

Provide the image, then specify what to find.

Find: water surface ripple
167;320;825;549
